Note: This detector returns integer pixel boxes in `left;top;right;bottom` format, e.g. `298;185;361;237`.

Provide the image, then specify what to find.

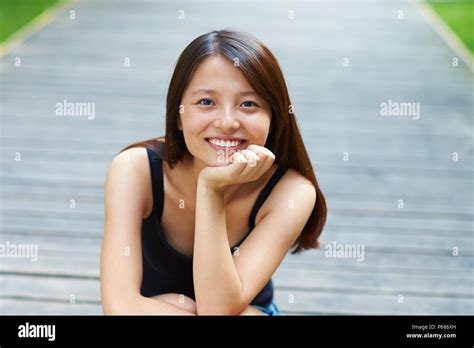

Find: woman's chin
209;160;231;167
203;152;233;167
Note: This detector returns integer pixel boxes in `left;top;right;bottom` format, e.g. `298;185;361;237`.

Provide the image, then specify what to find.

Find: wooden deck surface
1;0;473;315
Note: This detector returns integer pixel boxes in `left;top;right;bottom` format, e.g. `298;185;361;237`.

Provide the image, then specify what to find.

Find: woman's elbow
101;292;139;315
196;301;245;316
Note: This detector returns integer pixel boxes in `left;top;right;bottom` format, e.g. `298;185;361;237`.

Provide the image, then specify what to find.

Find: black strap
146;146;164;222
247;165;288;231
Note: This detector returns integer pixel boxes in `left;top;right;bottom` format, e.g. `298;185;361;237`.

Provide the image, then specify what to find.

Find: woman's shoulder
106;147;153;219
281;167;314;187
116;138;165;163
113;137;166;169
111;147;150;173
258;166;316;219
283;168;316;201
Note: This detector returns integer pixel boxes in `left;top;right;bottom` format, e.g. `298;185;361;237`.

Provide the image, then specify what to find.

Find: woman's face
179;55;272;167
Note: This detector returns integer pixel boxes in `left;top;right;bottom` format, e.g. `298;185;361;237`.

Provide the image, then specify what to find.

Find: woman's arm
100;148;195;315
193;146;316;315
193;180;243;315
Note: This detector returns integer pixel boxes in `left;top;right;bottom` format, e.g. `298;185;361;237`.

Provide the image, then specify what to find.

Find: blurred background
0;0;473;315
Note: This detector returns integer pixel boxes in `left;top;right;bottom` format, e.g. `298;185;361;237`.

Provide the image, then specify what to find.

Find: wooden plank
324;214;473;232
1;274;100;302
273;268;472;297
0;300;102;315
0;215;102;231
274;289;474;315
282;251;473;276
0;258;100;278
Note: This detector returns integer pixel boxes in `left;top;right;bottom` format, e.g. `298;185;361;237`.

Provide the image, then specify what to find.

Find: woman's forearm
137;296;196;315
104;295;196;315
193;179;244;315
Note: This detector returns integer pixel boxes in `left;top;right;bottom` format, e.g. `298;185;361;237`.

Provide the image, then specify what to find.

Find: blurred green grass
0;0;61;43
428;0;474;54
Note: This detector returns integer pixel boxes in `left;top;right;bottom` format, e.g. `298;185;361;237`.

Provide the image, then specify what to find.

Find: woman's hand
198;144;275;190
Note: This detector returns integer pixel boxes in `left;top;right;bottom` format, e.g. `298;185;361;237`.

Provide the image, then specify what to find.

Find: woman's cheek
181;115;213;159
249;119;271;145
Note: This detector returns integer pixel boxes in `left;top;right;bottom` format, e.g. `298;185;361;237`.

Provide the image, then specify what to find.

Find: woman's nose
214;106;240;129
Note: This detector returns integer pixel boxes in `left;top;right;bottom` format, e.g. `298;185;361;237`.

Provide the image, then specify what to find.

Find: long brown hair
122;29;326;253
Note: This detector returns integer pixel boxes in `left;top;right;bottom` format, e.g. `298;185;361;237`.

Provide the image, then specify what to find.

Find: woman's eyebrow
190;89;260;98
191;89;217;96
238;91;260;98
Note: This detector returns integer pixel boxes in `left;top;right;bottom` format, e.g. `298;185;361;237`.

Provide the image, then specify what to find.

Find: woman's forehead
187;55;255;94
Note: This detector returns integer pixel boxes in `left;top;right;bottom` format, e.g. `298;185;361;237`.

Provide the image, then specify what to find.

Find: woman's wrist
197;170;227;193
197;176;226;194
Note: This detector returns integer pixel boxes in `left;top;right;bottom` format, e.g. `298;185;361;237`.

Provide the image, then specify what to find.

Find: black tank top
140;141;288;307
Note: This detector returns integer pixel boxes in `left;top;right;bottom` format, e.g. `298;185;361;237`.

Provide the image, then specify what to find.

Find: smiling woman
100;29;327;316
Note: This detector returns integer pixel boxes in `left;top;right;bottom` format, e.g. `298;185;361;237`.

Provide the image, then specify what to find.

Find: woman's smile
205;136;248;151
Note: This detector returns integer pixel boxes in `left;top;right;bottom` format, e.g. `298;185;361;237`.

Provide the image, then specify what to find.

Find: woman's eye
240;101;258;108
198;98;214;106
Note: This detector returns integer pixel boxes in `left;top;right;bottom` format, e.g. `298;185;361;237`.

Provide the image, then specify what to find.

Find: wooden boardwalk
1;0;473;315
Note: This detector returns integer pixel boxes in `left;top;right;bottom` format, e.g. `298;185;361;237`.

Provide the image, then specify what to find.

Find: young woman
100;29;327;316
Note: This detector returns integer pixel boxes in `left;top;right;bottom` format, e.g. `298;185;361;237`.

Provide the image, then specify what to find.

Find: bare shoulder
108;147;149;173
282;168;314;187
258;167;316;219
107;147;151;186
275;168;316;202
105;147;153;219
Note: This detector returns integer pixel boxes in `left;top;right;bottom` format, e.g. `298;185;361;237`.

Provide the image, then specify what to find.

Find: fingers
229;151;259;181
230;150;259;165
230;146;275;168
246;144;275;162
230;152;247;163
240;149;260;166
230;145;276;179
223;144;276;185
244;145;275;175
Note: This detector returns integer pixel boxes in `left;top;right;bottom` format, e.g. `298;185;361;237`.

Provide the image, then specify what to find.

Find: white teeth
208;138;243;147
